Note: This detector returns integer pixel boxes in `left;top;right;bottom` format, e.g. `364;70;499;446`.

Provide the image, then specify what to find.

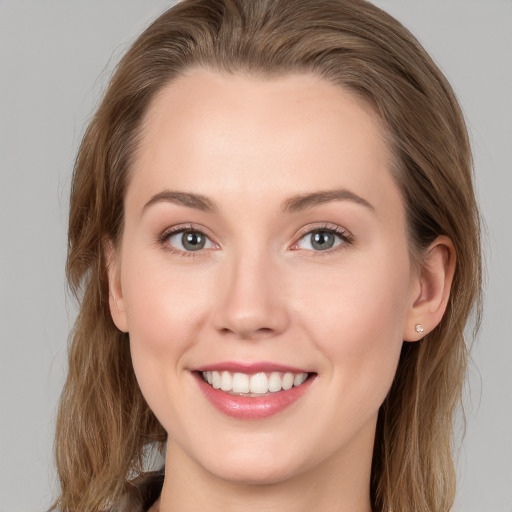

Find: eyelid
290;223;353;252
157;222;352;256
158;223;219;255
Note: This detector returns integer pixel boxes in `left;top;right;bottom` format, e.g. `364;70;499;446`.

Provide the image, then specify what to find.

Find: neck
156;427;375;512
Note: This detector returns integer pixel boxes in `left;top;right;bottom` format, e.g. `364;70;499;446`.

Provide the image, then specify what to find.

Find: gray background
0;1;510;511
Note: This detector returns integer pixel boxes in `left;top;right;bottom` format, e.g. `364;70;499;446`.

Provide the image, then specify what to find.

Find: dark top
110;470;165;512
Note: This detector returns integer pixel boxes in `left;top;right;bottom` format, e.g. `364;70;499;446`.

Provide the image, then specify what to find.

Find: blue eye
165;229;215;252
296;228;348;251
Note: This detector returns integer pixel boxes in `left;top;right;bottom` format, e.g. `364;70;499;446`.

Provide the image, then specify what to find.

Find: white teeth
220;371;232;391
294;373;307;386
268;372;282;392
232;372;250;393
212;371;221;389
202;370;309;395
249;372;269;394
282;372;294;390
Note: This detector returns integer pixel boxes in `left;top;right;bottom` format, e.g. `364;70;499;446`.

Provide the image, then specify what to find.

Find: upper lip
193;361;311;374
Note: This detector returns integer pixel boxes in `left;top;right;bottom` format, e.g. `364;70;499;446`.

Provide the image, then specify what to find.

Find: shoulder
109;470;165;512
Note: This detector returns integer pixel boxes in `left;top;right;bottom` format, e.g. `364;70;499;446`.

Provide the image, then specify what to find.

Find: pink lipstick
192;362;315;419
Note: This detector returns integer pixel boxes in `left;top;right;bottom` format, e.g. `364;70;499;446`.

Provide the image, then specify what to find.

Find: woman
52;0;482;511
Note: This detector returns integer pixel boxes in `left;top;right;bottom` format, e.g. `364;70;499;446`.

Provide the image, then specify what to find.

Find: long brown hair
52;1;482;510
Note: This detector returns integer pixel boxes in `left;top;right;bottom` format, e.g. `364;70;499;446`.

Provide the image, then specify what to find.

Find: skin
107;70;455;512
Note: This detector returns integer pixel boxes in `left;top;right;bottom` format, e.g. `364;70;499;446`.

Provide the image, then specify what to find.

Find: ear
403;235;456;342
104;239;129;333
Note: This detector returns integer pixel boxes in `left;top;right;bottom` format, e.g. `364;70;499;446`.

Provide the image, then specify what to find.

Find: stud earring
415;324;424;334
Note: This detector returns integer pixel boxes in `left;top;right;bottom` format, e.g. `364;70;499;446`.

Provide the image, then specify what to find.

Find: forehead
129;69;401;220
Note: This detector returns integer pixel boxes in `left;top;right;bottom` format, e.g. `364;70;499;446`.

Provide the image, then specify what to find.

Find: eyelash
291;224;353;254
158;223;353;258
158;224;214;258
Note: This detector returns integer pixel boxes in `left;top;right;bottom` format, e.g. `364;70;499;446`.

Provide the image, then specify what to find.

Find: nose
212;249;290;340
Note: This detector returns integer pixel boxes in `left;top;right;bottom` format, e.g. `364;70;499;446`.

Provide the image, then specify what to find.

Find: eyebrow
141;188;374;216
281;189;374;213
142;190;218;215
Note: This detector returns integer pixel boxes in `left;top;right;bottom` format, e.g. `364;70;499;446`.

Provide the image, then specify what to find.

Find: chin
210;462;299;487
198;446;305;486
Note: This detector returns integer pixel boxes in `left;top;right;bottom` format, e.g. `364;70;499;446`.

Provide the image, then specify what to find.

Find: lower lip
193;372;314;419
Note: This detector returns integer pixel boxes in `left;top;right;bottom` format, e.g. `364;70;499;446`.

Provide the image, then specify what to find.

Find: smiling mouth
199;370;312;396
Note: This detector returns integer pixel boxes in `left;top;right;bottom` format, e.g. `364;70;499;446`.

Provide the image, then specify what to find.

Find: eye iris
311;231;335;250
182;231;205;251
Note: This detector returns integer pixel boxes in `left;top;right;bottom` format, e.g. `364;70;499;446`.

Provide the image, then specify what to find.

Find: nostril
219;325;277;339
245;327;276;339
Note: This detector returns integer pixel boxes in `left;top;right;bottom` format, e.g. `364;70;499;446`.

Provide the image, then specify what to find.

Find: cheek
122;253;209;350
119;251;208;400
122;260;213;429
295;248;411;390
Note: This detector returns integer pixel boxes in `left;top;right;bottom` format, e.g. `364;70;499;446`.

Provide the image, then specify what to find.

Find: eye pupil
311;231;335;250
182;231;205;251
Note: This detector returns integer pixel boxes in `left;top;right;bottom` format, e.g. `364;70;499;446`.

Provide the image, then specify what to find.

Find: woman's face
108;70;421;484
